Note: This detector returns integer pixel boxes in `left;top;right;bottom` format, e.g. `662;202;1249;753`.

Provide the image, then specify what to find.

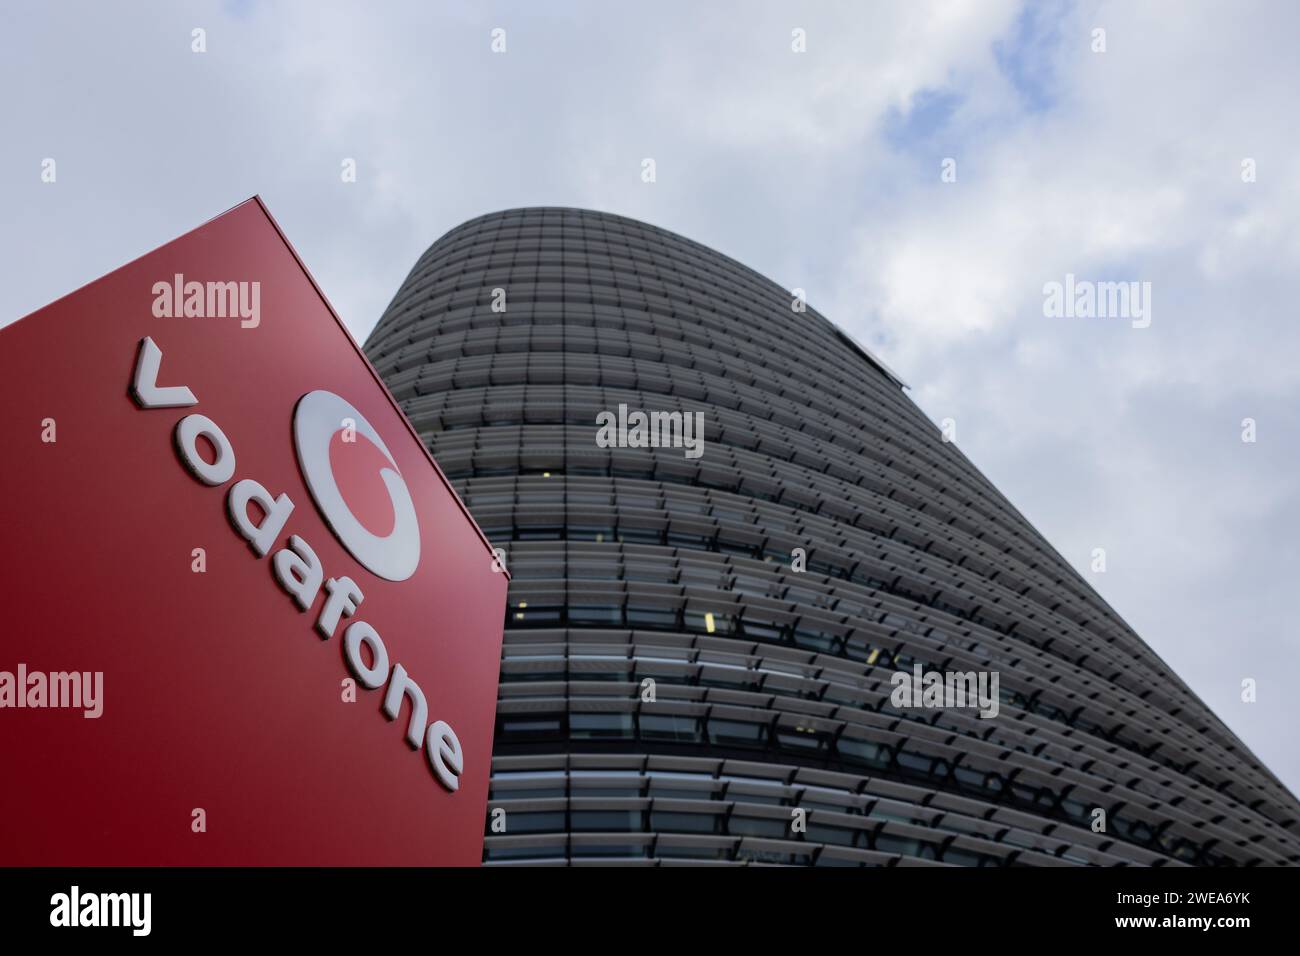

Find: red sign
0;198;507;865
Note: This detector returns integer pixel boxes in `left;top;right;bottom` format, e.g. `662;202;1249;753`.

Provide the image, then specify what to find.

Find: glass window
874;833;937;859
727;815;789;839
943;847;996;867
792;628;839;654
656;842;729;860
627;606;678;630
776;725;830;755
639;713;703;743
507;603;563;626
515;525;563;540
567;604;623;626
498;717;563;740
569;841;648;858
484;842;563;861
807;824;859;847
570;810;643;832
617;526;663;544
896;749;938;778
569;713;634;739
488;784;566;800
504;811;566;834
735;846;813;865
650;811;719;834
708;718;768;748
837;738;890;770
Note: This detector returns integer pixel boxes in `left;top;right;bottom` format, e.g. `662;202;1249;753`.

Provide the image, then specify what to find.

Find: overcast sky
3;0;1297;796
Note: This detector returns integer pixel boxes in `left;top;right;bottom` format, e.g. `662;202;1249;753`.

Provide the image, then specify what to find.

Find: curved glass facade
364;207;1300;867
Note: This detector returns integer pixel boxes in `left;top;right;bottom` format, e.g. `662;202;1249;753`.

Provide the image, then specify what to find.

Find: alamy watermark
50;886;150;936
1043;273;1151;329
596;403;705;459
152;273;261;328
890;664;999;718
1;664;103;718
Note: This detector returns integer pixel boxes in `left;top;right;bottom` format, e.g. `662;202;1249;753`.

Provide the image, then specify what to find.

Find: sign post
0;198;507;865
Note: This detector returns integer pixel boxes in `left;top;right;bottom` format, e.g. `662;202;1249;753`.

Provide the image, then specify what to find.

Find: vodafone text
50;886;150;936
129;336;464;792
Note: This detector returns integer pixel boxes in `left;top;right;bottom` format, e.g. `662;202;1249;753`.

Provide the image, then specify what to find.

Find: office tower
364;207;1300;866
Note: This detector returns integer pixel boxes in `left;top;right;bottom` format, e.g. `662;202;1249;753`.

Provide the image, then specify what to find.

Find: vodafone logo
129;337;465;793
292;391;420;582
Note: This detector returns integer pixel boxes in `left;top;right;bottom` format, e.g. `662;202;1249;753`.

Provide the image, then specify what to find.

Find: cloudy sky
3;0;1296;794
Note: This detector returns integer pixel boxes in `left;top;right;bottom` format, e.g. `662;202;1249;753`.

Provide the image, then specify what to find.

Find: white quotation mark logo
293;390;420;581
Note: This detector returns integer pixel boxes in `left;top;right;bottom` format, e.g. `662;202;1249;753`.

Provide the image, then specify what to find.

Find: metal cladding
364;207;1300;867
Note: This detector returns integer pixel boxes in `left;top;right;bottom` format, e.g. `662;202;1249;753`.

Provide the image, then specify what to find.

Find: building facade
363;207;1300;867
